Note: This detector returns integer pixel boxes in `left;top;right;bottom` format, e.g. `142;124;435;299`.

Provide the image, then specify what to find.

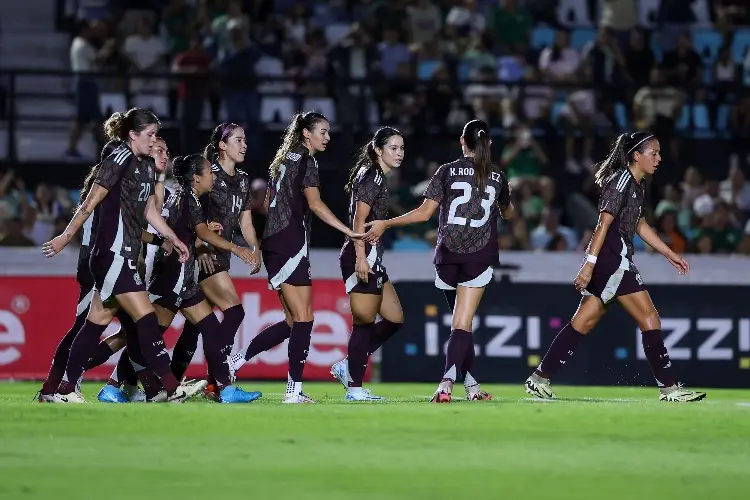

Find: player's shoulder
603;169;633;193
104;143;133;166
357;165;385;187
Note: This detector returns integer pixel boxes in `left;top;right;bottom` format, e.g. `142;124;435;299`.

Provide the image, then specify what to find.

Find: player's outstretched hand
232;245;255;267
363;220;387;244
197;251;216;274
573;262;594;292
42;234;70;258
172;237;190;263
666;251;689;275
161;239;174;256
249;249;261;275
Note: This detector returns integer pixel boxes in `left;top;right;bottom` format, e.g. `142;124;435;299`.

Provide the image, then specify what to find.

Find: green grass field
1;382;749;500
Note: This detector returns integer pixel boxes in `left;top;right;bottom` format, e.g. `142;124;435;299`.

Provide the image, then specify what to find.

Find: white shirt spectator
124;33;166;93
408;2;442;43
719;178;750;212
633;86;684;126
70;36;96;72
538;47;580;79
446;7;486;35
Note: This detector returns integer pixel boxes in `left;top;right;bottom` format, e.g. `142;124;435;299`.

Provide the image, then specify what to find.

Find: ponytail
472;129;491;192
462;119;492;192
172;154;207;190
270;111;328;179
204;122;240;164
103;112;126;142
103;108;159;142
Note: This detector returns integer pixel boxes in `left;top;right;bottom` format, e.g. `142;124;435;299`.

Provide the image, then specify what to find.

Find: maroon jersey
199;165;252;270
92;144;155;261
423;157;510;265
149;190;206;300
340;165;388;270
262;144;321;257
76;207;99;285
596;169;646;274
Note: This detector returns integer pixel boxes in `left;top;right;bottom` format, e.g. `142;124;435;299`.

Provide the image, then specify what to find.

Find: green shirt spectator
489;0;532;47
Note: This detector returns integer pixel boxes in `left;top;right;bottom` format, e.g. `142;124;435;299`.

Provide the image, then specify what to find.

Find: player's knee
451;317;473;332
290;305;313;323
639;312;661;332
571;315;598;334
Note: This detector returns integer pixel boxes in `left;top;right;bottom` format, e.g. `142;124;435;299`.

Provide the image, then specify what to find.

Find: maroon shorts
584;269;646;304
340;262;390;295
90;251;146;304
263;250;312;290
435;262;493;290
197;261;230;283
150;289;206;313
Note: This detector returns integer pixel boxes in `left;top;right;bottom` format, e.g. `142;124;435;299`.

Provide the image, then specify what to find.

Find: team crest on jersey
133;272;143;286
376;277;383;289
286;152;302;162
635;273;643;285
175;297;183;307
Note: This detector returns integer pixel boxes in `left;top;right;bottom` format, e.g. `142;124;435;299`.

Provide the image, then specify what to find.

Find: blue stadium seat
417;60;440;80
650;36;663;63
692;104;713;138
531;26;556;49
551;100;566;123
675;105;690;130
693;29;723;63
731;29;750;63
457;61;472;81
571;28;595;51
716;104;731;131
392;236;432;251
614;102;628;129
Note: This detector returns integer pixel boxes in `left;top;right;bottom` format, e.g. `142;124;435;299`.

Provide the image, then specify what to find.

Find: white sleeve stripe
113;150;131;165
615;171;630;192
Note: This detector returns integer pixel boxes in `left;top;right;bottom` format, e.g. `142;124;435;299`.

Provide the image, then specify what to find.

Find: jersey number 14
447;181;496;227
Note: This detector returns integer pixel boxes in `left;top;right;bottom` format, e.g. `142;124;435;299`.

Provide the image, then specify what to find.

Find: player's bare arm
353;201;374;282
636;218;689;275
43;184;108;257
195;222;255;266
303;186;362;239
574;211;614;291
144;195;189;263
363;199;439;244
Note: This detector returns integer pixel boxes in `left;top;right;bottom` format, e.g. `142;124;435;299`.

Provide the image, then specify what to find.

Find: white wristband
157;173;166;183
585;253;597;264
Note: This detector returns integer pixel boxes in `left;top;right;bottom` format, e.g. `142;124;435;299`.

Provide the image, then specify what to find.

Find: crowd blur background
1;0;750;256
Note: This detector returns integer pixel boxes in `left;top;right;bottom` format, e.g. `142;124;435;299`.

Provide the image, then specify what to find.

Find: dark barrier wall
382;282;750;388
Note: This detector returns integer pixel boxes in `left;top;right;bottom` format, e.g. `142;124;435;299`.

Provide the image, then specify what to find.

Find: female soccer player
364;119;514;403
524;132;706;403
231;111;364;404
331;126;406;401
38;140;126;401
168;123;262;398
42;108;198;403
142;154;262;403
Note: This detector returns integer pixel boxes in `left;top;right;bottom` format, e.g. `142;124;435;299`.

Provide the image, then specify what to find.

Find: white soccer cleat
147;391;168;403
282;392;316;404
465;384;492;401
51;392;86;404
172;379;208;402
659;384;706;402
345;387;384;401
122;383;146;402
525;373;556;399
330;359;350;389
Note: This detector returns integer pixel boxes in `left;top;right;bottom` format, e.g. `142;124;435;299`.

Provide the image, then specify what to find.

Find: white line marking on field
735;402;750;408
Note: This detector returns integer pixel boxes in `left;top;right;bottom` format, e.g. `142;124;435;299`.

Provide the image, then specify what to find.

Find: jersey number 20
447;181;496;227
137;182;152;202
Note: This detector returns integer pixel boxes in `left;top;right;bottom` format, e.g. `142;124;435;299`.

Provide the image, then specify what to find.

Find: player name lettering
450;167;474;176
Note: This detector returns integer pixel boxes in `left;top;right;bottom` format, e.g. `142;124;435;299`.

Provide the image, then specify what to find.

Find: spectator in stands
539;29;579;84
446;0;486;37
218;19;261;155
407;0;442;44
378;29;411;79
652;209;687;254
212;0;251;55
661;33;704;87
681;166;706;212
624;28;656;92
714;0;750;32
740;219;750;254
0;217;35;247
580;28;627;130
123;16;168;96
599;0;637;50
693;201;743;253
657;0;696;53
633;68;684;161
489;0;532;49
66;20;113;159
530;204;577;251
719;164;750;214
502;124;548;189
172;36;213;153
28;183;66;246
465;66;512;127
163;0;195;55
